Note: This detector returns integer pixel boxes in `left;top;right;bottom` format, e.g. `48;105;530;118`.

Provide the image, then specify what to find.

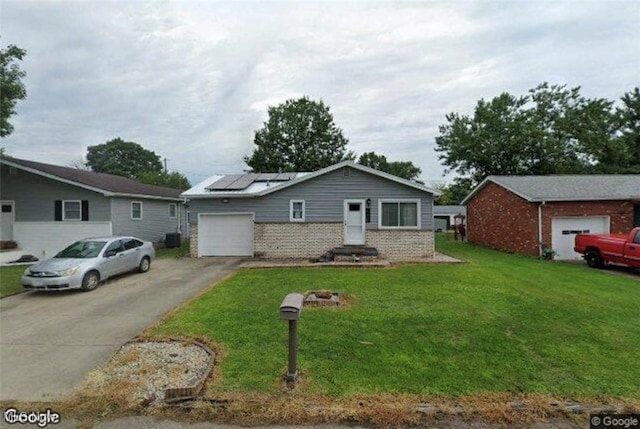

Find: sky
1;1;638;186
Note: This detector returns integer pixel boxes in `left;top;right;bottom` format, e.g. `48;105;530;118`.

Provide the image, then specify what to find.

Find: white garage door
198;214;254;256
551;216;610;260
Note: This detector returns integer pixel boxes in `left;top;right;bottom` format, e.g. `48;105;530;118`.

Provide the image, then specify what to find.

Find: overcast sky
1;1;638;185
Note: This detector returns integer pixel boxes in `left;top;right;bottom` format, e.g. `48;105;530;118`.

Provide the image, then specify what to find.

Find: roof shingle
2;156;182;199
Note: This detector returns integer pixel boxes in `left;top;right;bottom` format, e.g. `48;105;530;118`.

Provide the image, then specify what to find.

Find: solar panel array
206;172;297;191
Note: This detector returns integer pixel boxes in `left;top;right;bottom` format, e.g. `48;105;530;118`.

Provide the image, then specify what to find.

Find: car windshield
55;241;107;259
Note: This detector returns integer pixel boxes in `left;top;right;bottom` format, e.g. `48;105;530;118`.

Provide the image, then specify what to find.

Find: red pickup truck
574;227;640;269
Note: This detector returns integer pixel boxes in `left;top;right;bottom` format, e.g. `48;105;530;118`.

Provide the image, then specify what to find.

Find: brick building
461;175;640;260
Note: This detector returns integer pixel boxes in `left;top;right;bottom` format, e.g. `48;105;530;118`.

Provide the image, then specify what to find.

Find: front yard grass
154;240;190;259
152;235;639;399
0;265;29;297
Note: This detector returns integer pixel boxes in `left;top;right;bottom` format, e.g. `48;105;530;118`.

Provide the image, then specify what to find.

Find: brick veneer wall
467;182;539;256
254;222;343;258
366;229;435;260
190;221;435;260
189;223;198;256
467;181;635;257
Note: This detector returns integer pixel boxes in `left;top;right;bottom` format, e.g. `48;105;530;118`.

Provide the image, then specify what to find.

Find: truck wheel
586;250;605;269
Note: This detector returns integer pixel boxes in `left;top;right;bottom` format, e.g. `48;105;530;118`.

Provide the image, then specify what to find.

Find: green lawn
154;240;190;259
0;264;29;297
152;235;639;398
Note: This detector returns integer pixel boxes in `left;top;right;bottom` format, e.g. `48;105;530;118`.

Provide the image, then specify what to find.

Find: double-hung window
379;199;420;229
131;201;143;220
169;203;177;219
290;200;305;222
63;200;82;221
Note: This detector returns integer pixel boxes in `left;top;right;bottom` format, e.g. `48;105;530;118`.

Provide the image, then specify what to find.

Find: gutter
538;201;546;257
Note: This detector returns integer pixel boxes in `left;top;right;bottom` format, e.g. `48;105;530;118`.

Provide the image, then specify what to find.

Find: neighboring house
182;161;439;261
433;205;467;231
461;175;640;260
0;156;187;258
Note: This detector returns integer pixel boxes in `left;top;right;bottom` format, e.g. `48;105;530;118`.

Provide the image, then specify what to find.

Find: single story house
0;156;187;259
461;175;640;260
182;161;439;261
433;205;467;231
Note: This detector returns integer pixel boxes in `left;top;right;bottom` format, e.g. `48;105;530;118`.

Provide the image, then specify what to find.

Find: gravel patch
79;341;213;406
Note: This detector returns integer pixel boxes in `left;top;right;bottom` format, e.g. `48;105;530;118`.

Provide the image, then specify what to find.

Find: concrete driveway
0;257;242;402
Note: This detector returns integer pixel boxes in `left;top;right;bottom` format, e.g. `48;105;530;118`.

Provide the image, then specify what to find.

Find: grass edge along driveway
152;236;639;399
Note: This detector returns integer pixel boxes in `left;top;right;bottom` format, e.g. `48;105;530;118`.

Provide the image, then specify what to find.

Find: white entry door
344;200;365;245
551;216;610;260
0;201;15;241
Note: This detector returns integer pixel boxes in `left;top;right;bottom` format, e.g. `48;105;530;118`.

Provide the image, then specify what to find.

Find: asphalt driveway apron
0;257;241;402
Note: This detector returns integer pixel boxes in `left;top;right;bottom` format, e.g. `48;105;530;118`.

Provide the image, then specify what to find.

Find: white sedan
22;236;155;292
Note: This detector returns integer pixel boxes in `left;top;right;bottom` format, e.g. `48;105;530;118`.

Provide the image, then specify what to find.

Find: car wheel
138;256;151;273
81;271;100;291
586;250;604;269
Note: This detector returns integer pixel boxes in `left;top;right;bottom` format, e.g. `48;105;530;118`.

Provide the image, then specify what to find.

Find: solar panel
206;172;297;191
205;174;244;190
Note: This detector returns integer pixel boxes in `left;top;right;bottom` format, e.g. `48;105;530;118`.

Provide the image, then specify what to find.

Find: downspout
538;201;546;257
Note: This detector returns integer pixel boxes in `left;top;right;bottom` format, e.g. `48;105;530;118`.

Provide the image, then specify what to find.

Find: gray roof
462;175;640;204
184;161;439;198
2;156;182;200
433;205;467;215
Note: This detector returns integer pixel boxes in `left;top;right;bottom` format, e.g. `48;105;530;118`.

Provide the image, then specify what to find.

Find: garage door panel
198;214;253;256
551;217;609;260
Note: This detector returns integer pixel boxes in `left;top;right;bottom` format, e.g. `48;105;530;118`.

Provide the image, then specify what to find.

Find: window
169;203;177;219
634;232;640;245
131;201;143;220
104;240;123;256
1;204;12;213
290;200;305;222
123;239;143;250
378;199;420;229
63;200;81;221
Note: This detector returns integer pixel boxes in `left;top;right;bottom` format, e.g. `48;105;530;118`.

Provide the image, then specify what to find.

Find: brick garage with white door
462;175;640;259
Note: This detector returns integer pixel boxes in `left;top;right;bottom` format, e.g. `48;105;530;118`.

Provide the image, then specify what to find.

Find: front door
344;200;365;245
0;201;15;241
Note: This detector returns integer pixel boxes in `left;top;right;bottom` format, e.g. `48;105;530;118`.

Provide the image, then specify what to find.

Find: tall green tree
0;44;27;137
433;177;474;205
614;87;640;173
357;151;422;181
86;138;163;179
136;170;191;191
435;83;619;184
245;97;354;172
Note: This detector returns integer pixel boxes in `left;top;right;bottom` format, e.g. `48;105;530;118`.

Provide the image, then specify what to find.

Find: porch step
331;246;379;257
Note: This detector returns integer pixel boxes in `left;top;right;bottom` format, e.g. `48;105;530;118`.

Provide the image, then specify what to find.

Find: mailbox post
279;293;304;382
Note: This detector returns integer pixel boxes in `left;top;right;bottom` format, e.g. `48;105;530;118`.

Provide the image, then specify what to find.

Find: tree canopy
86;138;163;179
85;138;190;190
0;44;27;138
434;83;639;202
245;96;354;172
435;83;620;184
136;170;191;191
357;151;422;181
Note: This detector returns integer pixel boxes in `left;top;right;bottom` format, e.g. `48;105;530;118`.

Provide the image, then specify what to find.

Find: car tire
81;271;100;291
586;250;605;269
138;256;151;273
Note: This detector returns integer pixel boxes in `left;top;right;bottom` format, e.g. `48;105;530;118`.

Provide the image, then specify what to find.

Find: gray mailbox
280;293;304;381
280;293;304;320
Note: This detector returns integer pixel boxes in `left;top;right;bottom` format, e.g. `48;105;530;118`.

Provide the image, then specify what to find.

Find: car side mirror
104;249;117;258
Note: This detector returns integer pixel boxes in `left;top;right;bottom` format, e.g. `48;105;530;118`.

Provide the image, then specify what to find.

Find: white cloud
1;0;638;184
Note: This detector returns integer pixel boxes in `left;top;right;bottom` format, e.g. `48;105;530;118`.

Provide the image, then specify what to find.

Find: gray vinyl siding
0;164;111;221
111;197;182;243
189;166;434;230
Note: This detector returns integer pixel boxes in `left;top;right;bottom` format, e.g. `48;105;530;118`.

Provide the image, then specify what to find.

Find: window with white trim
169;203;177;218
290;200;305;222
63;200;82;221
131;201;143;220
379;199;420;228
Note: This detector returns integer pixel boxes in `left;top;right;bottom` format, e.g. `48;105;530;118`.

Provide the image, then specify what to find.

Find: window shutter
54;200;62;221
81;200;89;221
